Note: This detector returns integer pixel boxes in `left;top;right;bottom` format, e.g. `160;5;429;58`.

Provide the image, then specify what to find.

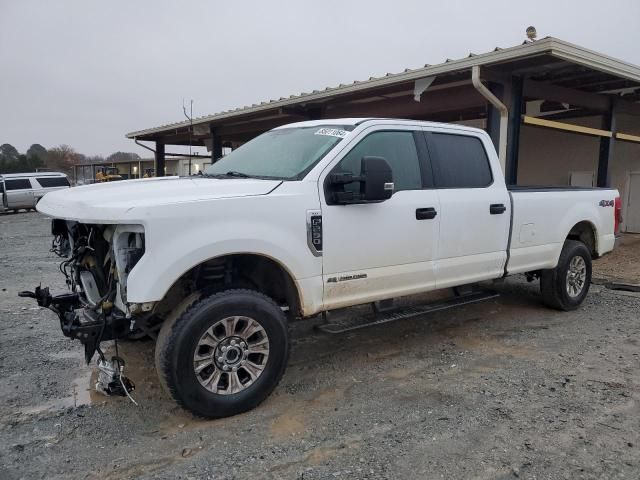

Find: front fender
123;179;324;310
127;233;311;303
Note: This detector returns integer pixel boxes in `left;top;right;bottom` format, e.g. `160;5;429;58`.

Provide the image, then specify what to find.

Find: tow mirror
328;156;394;204
360;156;393;202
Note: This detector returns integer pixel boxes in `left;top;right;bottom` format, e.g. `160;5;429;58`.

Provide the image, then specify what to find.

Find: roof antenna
183;98;194;175
526;26;537;42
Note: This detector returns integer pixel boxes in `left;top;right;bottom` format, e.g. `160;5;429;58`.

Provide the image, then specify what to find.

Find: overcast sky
1;0;639;157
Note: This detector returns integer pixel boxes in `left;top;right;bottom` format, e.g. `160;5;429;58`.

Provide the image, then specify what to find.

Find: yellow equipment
95;167;122;182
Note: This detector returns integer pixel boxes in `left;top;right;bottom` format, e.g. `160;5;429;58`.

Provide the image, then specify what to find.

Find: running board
316;290;499;334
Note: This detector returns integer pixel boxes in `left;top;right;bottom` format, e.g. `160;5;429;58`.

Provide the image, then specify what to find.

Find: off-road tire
155;289;289;418
540;240;592;311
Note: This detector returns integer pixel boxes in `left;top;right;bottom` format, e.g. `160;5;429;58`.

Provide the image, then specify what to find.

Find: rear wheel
540;240;592;311
155;289;289;418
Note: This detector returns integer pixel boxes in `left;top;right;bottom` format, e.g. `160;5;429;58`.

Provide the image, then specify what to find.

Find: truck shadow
92;278;555;433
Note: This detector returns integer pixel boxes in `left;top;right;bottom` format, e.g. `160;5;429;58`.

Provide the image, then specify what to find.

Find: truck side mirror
360;156;394;202
328;156;394;204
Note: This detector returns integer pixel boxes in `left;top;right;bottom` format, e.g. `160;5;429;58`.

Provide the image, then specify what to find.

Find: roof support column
155;141;165;177
597;101;616;188
306;106;323;120
210;125;222;163
506;76;523;186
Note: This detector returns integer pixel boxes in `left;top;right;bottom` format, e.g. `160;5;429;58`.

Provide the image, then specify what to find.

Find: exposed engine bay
20;219;147;399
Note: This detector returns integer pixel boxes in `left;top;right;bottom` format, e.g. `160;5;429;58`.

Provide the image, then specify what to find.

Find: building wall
611;114;640;232
516;113;640;232
517;121;600;187
177;158;212;176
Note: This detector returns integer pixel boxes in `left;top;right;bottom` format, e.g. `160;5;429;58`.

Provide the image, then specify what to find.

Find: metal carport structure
126;36;640;192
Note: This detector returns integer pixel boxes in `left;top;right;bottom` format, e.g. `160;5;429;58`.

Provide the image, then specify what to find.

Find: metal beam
209;125;222;162
506;76;523;185
524;78;640;116
305;105;323;120
597;102;616;188
522;116;612;137
216;116;298;137
524;78;610;111
617;132;640;143
326;85;485;118
155;141;165;177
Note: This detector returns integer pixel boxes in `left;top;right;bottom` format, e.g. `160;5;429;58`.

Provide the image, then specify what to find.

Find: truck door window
4;179;32;190
335;131;422;193
428;133;493;188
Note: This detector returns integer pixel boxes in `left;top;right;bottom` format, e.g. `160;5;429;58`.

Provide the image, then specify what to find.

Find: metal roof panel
126;37;640;139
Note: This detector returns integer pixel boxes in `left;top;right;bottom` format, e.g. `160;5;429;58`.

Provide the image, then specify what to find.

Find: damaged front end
20;219;148;396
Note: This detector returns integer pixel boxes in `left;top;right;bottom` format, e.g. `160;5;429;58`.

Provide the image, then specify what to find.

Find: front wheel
155;289;289;418
540;240;592;311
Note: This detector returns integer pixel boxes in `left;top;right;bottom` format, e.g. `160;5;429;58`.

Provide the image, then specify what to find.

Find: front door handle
490;203;507;215
416;207;437;220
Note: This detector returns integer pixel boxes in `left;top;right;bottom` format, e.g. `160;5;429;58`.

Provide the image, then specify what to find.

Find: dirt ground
592;234;640;285
1;212;639;480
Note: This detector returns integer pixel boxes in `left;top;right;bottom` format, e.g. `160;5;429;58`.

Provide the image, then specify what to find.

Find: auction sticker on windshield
315;128;349;138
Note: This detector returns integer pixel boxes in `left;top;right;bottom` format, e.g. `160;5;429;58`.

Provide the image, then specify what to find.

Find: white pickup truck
24;118;621;418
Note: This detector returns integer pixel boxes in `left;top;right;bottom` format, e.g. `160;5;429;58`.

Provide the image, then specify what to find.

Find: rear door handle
416;207;437;220
490;203;507;215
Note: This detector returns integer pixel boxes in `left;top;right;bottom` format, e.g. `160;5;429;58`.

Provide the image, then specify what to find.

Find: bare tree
46;145;82;175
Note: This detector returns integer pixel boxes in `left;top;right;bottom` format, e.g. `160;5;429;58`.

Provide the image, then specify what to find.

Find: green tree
26;144;47;171
0;143;20;173
0;144;19;161
27;144;47;160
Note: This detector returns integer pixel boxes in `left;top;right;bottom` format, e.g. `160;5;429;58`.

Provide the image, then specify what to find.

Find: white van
0;172;70;212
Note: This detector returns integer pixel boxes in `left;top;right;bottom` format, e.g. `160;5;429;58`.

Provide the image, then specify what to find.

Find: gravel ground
592;234;640;285
1;211;639;480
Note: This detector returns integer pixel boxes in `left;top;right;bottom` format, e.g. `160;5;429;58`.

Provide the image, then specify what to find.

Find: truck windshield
204;125;354;180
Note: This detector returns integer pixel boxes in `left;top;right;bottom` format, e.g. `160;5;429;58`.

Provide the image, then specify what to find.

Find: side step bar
316;290;499;334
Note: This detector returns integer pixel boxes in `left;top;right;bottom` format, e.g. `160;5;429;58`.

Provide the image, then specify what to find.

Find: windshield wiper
224;171;250;178
203;171;251;179
203;171;285;180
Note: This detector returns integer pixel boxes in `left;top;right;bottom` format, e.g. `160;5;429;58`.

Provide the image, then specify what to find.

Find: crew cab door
423;129;510;288
320;126;440;310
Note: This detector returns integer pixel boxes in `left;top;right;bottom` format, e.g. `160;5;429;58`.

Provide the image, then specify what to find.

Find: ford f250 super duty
22;118;622;418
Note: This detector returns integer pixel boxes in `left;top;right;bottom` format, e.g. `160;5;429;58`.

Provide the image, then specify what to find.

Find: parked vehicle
0;172;70;212
23;119;621;418
95;166;122;182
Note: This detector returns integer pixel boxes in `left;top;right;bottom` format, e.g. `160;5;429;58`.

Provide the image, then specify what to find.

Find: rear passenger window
336;131;422;193
428;133;493;188
4;179;32;190
36;177;70;188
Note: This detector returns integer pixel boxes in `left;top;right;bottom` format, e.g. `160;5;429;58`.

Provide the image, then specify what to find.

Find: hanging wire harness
20;220;145;404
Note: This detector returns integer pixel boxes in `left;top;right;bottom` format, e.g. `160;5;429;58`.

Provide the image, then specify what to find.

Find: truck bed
508;185;609;192
506;186;618;275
